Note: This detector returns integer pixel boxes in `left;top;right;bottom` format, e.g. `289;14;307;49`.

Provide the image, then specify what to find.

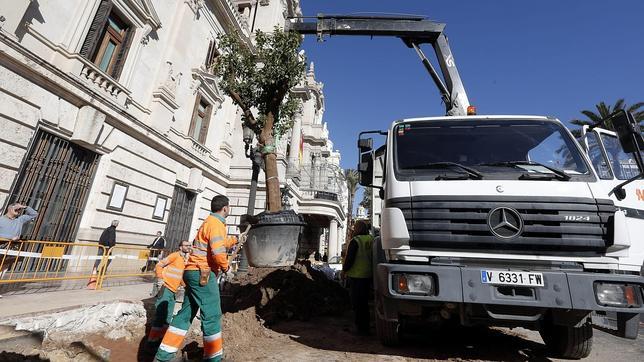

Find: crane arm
286;14;470;116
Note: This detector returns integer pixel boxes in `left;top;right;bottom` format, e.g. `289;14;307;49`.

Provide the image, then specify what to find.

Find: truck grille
386;196;615;256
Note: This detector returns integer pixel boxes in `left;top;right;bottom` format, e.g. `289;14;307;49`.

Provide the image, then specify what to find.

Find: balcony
292;163;346;206
75;57;131;107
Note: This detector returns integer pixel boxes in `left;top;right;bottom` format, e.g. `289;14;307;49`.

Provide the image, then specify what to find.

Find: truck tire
540;321;593;359
375;295;400;346
375;312;400;346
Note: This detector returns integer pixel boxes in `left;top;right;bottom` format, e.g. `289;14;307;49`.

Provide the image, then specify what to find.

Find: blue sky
298;0;644;173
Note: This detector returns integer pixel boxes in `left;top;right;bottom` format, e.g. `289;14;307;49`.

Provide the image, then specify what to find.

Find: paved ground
0;282;152;319
0;283;642;361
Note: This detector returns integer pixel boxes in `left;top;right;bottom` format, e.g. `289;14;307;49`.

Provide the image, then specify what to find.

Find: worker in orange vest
146;239;191;347
156;195;237;362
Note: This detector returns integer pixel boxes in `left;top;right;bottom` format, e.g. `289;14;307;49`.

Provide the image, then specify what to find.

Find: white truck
359;110;643;359
289;15;644;359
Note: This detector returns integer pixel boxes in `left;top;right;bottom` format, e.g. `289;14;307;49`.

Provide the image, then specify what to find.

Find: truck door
581;126;644;269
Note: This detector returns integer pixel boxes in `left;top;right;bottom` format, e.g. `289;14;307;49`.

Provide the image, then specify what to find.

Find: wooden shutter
80;0;112;58
188;94;201;139
111;25;134;79
198;103;213;143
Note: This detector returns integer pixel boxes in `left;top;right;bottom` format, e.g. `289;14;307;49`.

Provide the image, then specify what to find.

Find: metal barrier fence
0;239;106;287
0;238;162;291
96;245;162;289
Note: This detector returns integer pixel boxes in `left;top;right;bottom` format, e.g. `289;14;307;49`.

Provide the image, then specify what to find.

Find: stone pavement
0;282;153;319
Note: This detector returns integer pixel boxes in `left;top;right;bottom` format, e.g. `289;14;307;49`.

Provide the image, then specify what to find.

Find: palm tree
344;169;360;239
571;99;644;131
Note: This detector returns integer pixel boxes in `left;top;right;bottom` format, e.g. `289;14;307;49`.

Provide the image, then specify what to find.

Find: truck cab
358;111;644;359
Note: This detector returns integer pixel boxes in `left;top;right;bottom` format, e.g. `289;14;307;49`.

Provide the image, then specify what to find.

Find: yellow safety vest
346;234;374;279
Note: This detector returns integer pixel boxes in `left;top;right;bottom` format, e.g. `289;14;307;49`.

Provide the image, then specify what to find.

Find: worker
155;195;236;362
341;220;373;336
146;239;192;348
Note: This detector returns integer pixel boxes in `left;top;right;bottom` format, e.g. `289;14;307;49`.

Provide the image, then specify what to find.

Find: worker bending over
146;239;191;347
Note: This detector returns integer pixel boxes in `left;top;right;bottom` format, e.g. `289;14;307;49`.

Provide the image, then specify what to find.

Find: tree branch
228;89;257;126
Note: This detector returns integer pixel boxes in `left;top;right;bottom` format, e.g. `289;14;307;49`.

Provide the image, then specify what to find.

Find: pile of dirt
222;261;350;325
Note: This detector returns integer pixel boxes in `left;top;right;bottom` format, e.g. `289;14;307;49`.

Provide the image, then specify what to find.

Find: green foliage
213;27;306;138
571;99;644;131
360;188;372;215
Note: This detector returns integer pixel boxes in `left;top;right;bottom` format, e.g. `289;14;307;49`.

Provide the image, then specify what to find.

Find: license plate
480;270;544;287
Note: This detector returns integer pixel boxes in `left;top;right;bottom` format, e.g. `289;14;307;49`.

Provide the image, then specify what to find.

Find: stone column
328;218;338;258
287;112;303;172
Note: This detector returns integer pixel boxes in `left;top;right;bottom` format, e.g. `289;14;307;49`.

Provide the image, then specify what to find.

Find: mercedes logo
487;207;524;239
496;185;504;193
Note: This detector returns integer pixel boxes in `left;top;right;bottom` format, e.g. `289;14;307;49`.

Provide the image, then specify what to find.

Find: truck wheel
375;294;400;346
375;312;400;346
540;321;593;359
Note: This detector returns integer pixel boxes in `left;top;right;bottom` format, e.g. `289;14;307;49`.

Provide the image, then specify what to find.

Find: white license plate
481;270;544;287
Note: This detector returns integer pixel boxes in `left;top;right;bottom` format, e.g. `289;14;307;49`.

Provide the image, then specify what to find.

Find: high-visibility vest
155;252;186;292
346;234;374;279
185;214;230;274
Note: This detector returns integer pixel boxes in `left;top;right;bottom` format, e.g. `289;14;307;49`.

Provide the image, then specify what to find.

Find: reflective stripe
159;343;178;353
167;266;182;273
211;246;226;255
204;350;223;359
195;240;208;249
209;236;223;243
167;326;187;336
192;248;207;256
164;271;183;280
204;332;222;342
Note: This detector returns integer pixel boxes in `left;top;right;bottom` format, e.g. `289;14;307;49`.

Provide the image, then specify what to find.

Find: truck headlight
392;273;435;296
595;283;642;308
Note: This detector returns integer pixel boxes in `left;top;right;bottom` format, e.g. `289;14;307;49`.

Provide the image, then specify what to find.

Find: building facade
0;0;347;258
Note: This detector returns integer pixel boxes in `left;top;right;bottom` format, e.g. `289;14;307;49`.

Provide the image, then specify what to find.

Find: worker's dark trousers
349;277;371;334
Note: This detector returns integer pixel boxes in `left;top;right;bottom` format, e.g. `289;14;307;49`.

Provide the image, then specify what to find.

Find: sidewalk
0;282;153;319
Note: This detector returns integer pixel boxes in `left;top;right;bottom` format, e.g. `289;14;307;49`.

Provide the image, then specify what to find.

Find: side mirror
358;152;373;187
607;110;644;153
358;138;373;154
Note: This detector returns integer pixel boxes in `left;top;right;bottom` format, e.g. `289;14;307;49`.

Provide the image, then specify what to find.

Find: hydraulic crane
286;14;471;116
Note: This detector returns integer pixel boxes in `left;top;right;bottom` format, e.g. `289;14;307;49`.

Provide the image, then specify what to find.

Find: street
226;311;644;361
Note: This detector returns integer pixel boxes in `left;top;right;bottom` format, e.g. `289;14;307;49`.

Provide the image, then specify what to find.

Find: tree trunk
346;193;354;240
260;110;282;212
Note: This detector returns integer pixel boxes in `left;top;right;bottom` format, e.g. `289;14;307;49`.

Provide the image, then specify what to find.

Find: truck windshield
394;119;590;179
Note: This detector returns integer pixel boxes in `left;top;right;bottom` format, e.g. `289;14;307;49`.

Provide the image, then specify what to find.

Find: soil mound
222;261;350;325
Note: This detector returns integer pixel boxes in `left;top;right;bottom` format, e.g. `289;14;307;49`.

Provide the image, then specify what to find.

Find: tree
360;187;372;217
344;169;359;238
571;99;644;131
214;28;306;212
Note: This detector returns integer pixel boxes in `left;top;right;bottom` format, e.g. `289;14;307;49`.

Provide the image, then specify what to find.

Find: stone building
0;0;347;258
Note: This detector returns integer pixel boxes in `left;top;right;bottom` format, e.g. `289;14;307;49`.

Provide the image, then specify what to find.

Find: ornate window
205;40;220;71
80;0;134;79
188;95;213;144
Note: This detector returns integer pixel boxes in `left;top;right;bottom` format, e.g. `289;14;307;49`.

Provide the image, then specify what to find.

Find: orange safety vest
155;251;187;293
185;213;231;274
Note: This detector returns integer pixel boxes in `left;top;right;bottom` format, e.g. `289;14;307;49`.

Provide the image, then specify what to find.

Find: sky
298;0;644;174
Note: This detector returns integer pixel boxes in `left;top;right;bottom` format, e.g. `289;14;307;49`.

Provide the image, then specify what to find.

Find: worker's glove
156;279;164;288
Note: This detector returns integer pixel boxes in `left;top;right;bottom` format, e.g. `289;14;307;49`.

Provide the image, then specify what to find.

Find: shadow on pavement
271;313;554;361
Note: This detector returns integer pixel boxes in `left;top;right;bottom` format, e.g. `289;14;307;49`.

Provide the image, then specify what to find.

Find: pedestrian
144;231;166;271
0;203;37;297
155;195;234;362
92;220;118;274
0;203;38;241
341;220;373;336
146;239;192;348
